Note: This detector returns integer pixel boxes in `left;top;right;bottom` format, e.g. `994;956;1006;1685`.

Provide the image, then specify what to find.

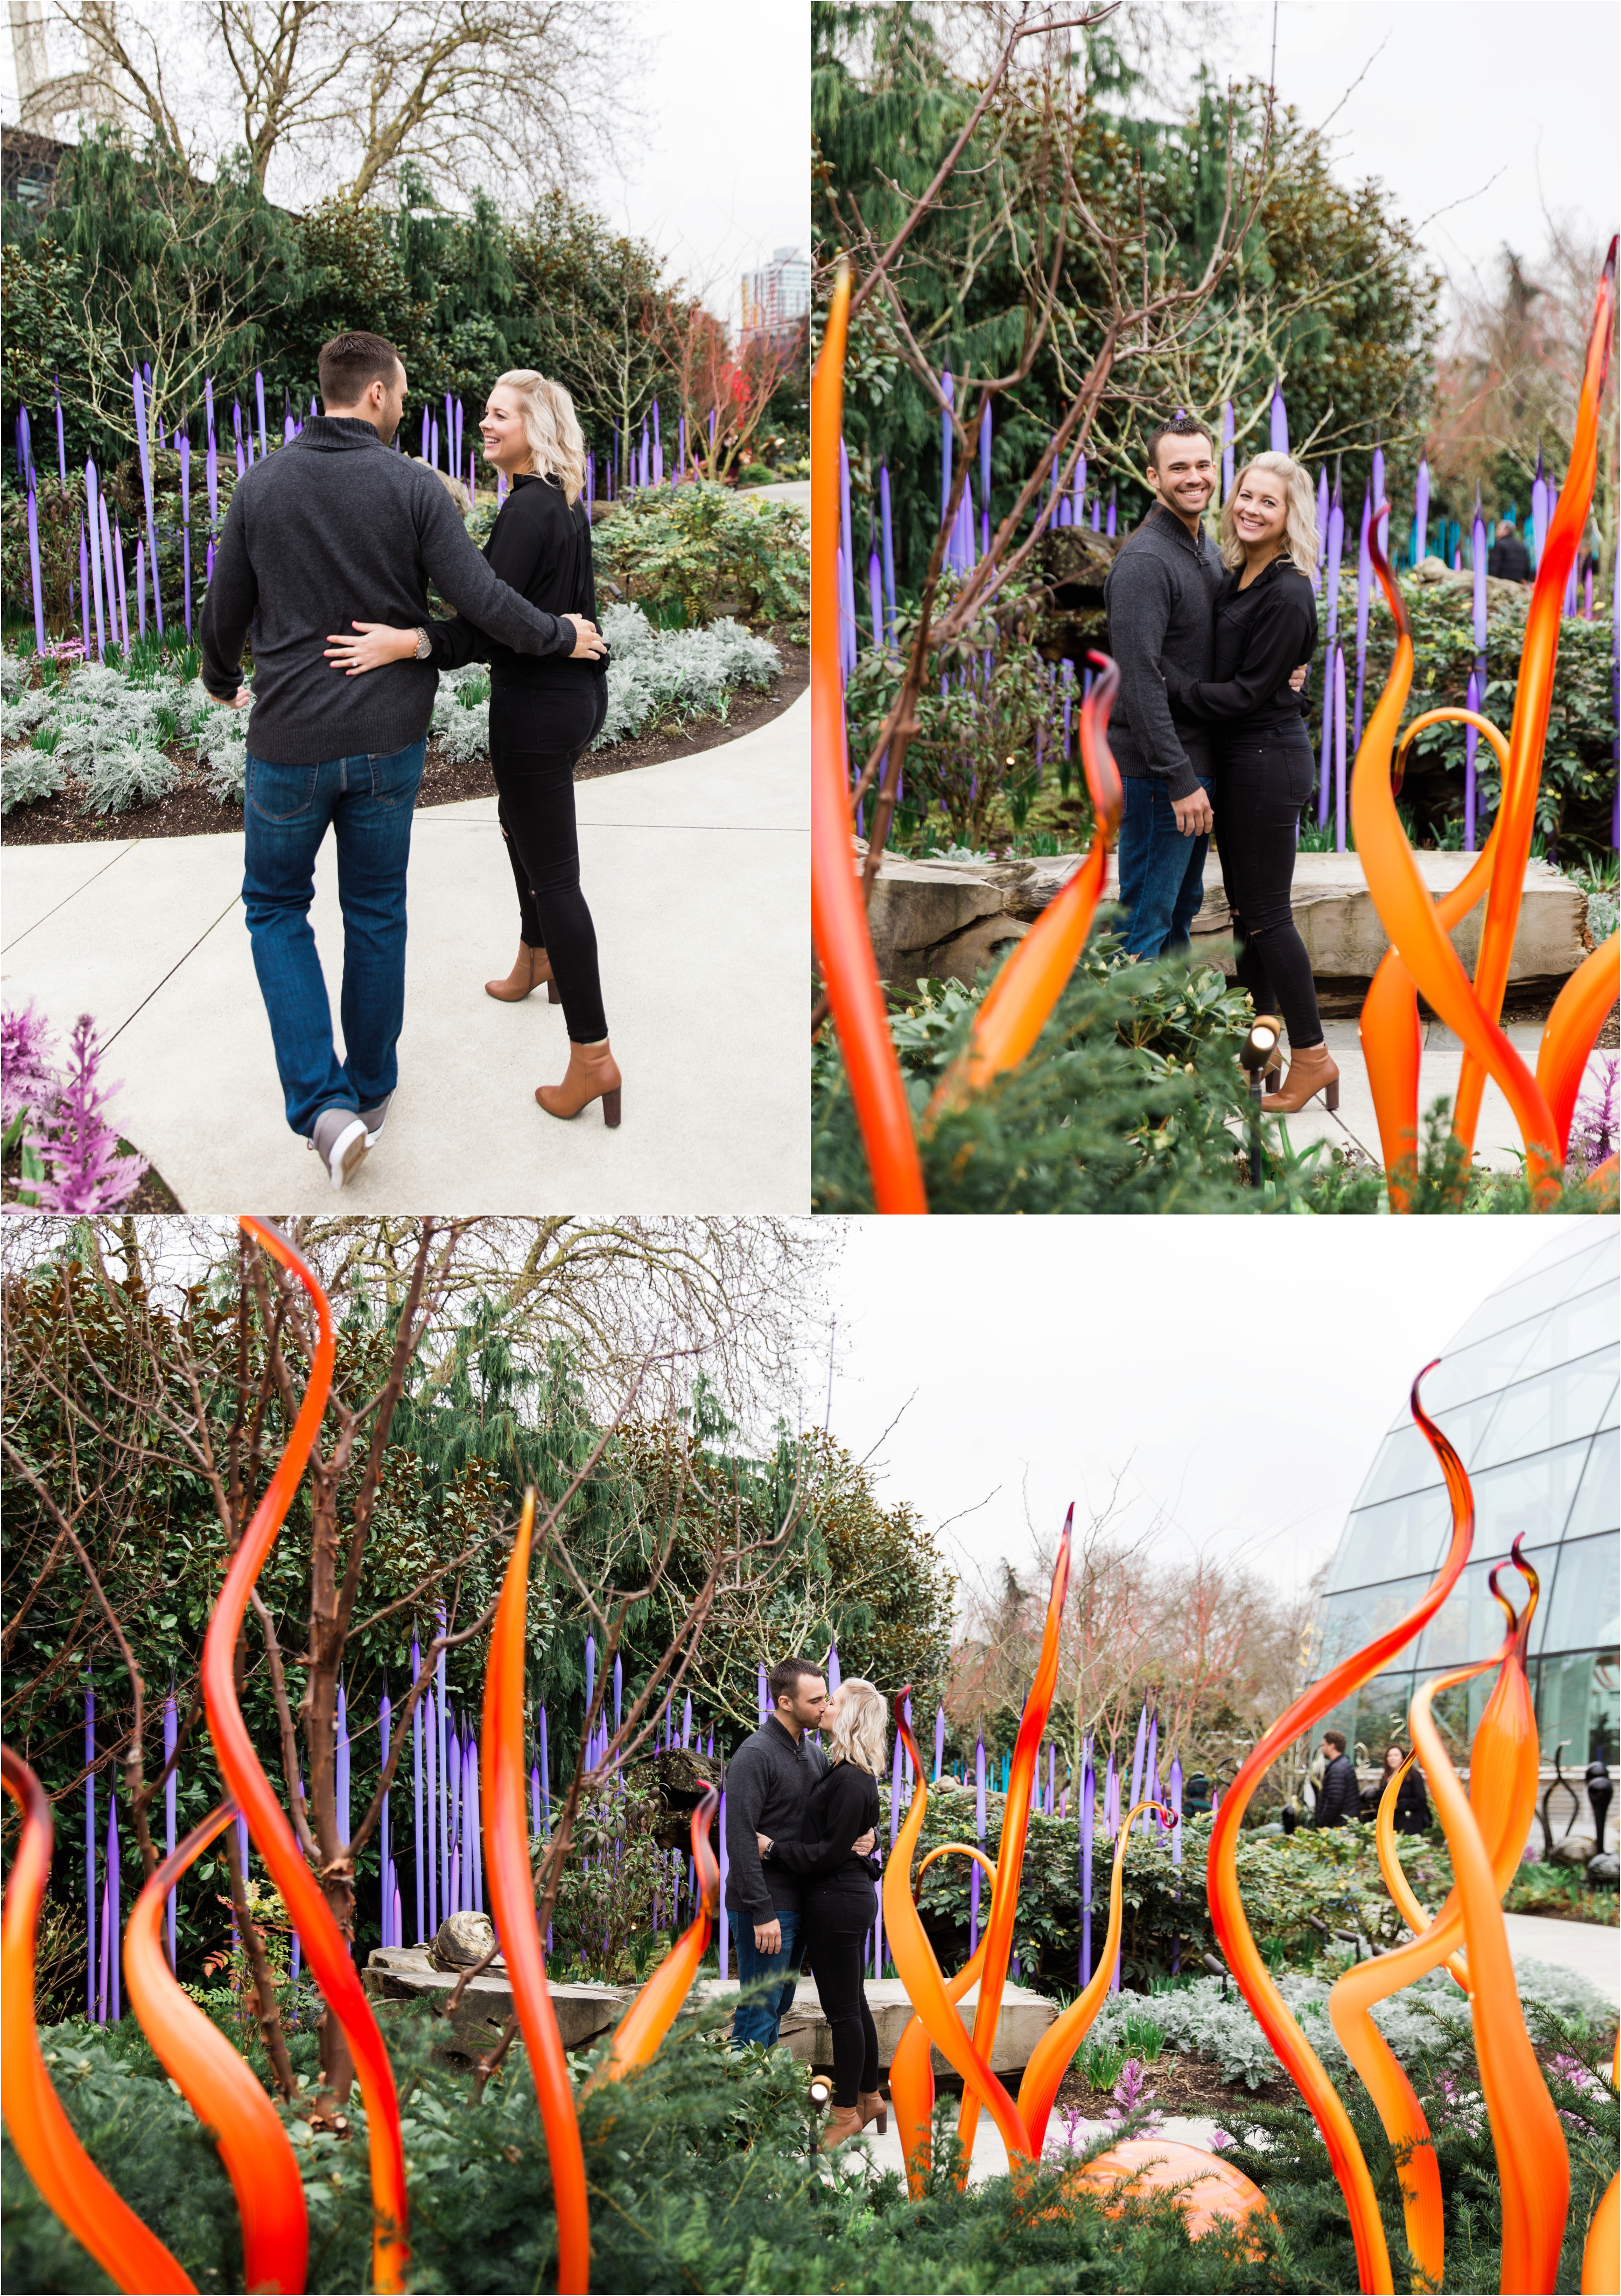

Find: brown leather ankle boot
1262;1042;1340;1114
536;1038;622;1127
485;942;561;1005
858;2089;888;2133
819;2103;863;2152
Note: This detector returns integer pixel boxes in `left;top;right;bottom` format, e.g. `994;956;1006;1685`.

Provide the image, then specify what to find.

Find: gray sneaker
358;1092;393;1148
309;1105;369;1190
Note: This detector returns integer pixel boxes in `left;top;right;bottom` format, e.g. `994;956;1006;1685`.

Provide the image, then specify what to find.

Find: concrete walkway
1502;1914;1620;2005
1;692;808;1211
1240;1019;1613;1176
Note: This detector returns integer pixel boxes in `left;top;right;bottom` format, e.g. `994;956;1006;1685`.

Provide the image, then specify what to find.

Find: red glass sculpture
888;1843;995;2195
592;1789;720;2085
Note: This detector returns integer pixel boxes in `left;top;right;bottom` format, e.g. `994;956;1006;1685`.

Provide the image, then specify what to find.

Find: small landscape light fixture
808;2074;832;2111
1239;1013;1281;1077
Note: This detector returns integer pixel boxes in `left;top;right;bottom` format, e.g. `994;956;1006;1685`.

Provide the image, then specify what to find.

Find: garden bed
1;627;804;849
1;1134;181;1211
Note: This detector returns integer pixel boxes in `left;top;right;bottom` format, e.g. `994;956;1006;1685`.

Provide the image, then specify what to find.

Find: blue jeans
726;1907;805;2049
1115;773;1213;957
242;740;426;1137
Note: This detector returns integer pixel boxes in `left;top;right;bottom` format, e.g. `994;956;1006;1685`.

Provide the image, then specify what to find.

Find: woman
757;1677;887;2152
1162;450;1336;1115
325;372;621;1128
1381;1743;1431;1835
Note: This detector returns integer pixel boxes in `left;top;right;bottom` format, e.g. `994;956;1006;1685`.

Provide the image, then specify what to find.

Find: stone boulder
697;1974;1057;2076
428;1909;497;1970
1408;555;1528;613
363;1942;630;2063
1547;1834;1597;1869
1586;1852;1619;1888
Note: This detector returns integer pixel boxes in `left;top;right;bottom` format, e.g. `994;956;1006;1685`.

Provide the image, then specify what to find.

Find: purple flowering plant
1;1004;146;1211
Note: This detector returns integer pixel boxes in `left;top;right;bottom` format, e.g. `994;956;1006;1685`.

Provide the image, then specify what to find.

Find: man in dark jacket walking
1486;521;1533;582
722;1657;876;2050
200;329;607;1190
1314;1729;1360;1827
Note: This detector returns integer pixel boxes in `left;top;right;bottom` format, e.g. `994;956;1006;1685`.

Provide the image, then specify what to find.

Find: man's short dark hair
1146;415;1216;472
768;1656;823;1710
318;331;403;408
1321;1728;1347;1754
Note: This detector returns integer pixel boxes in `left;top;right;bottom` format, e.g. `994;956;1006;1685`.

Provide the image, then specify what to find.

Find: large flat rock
363;1948;1056;2074
863;843;1587;1006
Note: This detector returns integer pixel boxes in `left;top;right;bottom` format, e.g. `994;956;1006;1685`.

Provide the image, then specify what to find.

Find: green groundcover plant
4;1989;1615;2294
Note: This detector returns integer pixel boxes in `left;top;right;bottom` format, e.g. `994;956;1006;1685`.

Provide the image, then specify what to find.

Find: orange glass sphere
1069;2138;1272;2242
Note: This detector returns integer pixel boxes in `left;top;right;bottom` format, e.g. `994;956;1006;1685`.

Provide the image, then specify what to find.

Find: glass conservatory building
1313;1226;1618;1773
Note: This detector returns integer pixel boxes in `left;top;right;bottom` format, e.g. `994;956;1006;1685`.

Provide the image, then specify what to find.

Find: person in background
1314;1728;1361;1828
757;1676;888;2151
720;1659;875;2054
1486;519;1533;583
1379;1742;1432;1835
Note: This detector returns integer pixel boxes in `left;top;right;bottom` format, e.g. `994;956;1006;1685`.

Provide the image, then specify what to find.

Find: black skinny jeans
491;675;609;1044
1214;719;1324;1050
805;1882;879;2108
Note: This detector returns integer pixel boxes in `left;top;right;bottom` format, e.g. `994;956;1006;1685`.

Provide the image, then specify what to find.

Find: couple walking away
1103;413;1338;1117
724;1658;888;2152
198;329;621;1192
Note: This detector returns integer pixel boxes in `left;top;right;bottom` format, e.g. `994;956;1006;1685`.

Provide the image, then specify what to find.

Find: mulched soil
1054;2051;1296;2125
1;640;807;848
3;1139;183;1211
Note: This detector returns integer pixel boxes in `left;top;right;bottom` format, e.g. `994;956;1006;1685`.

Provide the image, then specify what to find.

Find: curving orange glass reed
1406;1645;1568;2291
1017;1796;1170;2153
1453;240;1616;1154
953;1507;1072;2167
810;259;927;1212
1063;2136;1272;2241
1537;933;1621;1162
592;1789;720;2087
883;1692;1034;2171
482;1489;591;2294
203;1218;409;2293
2;1744;196;2294
1360;708;1508;1205
124;1799;309;2294
931;656;1125;1112
888;1844;996;2196
1206;1363;1476;2295
1351;520;1563;1205
1584;2173;1620;2296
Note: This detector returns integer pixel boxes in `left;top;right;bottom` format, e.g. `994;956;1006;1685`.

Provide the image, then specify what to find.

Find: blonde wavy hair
1219;450;1318;578
492;369;587;505
826;1677;888;1778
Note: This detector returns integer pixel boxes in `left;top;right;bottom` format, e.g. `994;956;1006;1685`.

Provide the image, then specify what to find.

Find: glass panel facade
1311;1234;1619;1773
1541;1535;1621;1659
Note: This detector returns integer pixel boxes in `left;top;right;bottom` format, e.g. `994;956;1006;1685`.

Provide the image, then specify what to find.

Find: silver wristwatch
413;627;431;660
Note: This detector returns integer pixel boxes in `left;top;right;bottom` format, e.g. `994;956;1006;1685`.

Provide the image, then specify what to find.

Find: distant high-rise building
741;245;810;341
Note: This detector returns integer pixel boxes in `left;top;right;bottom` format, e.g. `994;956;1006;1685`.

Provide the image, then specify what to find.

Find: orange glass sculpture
810;258;927;1212
202;1216;410;2294
954;1505;1072;2166
123;1800;309;2295
1357;241;1617;1205
888;1845;995;2196
1018;1796;1171;2154
932;656;1124;1113
1064;2137;1271;2242
482;1488;591;2295
1206;1363;1475;2295
2;1744;196;2296
592;1788;721;2087
883;1693;1035;2171
1405;1629;1568;2292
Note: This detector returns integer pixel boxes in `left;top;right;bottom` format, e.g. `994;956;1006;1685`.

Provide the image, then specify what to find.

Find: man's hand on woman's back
565;613;607;659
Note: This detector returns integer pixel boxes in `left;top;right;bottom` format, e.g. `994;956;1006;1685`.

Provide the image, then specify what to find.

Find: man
1314;1729;1360;1828
1486;518;1532;583
200;329;607;1189
721;1656;875;2051
1101;417;1223;959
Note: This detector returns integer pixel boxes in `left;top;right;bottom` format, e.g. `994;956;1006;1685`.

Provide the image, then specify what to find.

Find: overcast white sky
0;0;808;327
813;1218;1595;1612
1185;2;1618;301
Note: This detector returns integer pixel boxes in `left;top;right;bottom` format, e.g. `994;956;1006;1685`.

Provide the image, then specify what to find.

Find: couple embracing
1104;413;1338;1116
199;328;620;1193
724;1656;891;2151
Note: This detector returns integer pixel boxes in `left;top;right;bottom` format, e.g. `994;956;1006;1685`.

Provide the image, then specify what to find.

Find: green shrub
593;483;806;629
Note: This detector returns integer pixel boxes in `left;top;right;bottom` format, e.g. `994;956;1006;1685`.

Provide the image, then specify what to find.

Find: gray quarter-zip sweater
1100;504;1223;798
198;417;575;764
722;1715;830;1922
